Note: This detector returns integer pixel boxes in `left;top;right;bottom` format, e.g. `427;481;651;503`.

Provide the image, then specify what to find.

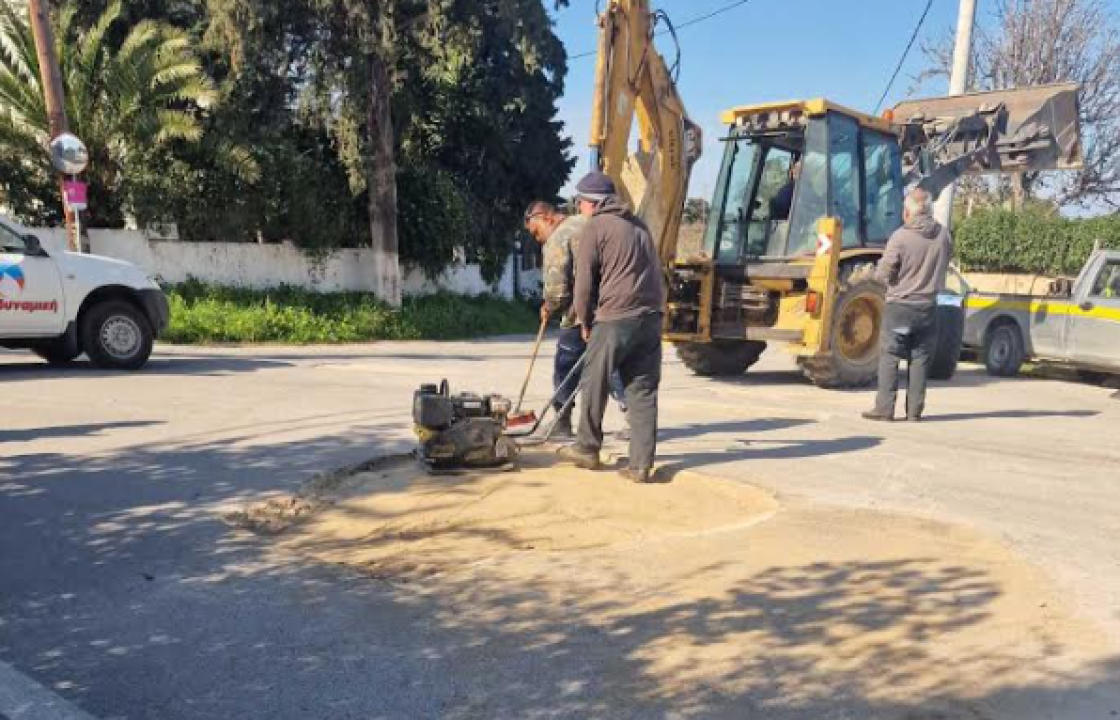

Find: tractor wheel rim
101;316;141;359
835;294;881;363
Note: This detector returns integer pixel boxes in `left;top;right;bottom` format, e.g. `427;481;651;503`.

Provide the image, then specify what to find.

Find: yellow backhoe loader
588;0;1082;387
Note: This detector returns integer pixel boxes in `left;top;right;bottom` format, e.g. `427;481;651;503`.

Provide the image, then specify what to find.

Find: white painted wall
30;228;540;299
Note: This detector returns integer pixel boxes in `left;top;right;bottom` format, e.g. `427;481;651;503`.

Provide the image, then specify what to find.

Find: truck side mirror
22;233;46;256
1048;278;1072;297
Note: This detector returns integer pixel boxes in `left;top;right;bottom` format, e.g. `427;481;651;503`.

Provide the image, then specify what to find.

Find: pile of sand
230;450;777;578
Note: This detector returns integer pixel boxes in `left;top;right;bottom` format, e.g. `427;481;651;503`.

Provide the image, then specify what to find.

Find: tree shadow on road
658;417;817;443
3;419;1118;719
923;409;1100;423
653;435;883;483
0;420;163;444
0;354;295;379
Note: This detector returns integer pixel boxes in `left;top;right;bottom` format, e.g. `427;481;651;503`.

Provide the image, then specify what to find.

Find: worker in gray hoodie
557;171;664;483
863;187;953;422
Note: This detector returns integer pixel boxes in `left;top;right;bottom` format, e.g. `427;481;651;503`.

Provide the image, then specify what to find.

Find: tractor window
827;113;861;248
787;119;828;255
705;137;759;264
863;131;904;244
745;146;795;257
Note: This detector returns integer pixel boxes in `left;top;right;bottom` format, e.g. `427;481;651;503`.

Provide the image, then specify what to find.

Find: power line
873;0;935;114
568;0;754;60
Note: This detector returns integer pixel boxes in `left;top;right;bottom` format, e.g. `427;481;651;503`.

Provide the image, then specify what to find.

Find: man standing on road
863;187;953;422
524;201;628;438
557;172;664;483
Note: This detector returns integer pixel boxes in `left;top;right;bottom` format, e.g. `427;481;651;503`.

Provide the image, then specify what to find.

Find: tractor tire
80;300;154;370
928;304;964;381
983;321;1025;377
799;263;885;388
675;340;767;377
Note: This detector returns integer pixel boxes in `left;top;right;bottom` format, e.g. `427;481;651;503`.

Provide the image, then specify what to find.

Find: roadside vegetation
164;281;538;344
954;206;1120;276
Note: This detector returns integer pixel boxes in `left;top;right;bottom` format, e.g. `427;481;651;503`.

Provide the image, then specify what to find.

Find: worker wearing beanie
557;171;664;483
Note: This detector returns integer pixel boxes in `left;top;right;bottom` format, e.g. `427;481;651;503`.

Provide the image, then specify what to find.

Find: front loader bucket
893;82;1082;177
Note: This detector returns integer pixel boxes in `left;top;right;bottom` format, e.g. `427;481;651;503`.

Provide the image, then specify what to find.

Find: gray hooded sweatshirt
573;196;665;327
876;214;953;307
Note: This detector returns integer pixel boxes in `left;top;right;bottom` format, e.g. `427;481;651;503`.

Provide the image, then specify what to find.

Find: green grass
164;280;538;344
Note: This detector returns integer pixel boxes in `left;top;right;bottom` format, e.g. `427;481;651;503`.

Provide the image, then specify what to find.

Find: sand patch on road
227;450;1116;717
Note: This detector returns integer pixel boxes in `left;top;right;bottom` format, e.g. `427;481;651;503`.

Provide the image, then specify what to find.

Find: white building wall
29;228;539;298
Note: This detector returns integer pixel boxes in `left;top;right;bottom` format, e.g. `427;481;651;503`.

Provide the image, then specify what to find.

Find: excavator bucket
892;83;1082;193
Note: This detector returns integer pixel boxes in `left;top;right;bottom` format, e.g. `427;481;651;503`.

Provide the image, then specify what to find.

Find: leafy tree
0;0;252;226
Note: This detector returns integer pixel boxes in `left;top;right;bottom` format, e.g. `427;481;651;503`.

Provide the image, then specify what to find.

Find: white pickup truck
0;214;168;369
963;249;1120;378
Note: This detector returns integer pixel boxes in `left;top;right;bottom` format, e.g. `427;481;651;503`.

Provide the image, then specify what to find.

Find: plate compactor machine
412;381;520;472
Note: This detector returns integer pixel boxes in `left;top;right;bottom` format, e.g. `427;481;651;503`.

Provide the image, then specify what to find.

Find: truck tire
928;305;964;381
33;340;81;365
80;300;154;370
983;321;1024;377
799;263;884;388
675;340;767;376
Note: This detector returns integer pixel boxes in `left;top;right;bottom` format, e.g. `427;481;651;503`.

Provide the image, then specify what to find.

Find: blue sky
549;0;1118;200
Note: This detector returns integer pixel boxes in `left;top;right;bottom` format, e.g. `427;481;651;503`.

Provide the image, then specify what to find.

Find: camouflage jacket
542;214;588;328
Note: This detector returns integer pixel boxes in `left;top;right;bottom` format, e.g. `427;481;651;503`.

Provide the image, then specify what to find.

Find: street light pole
933;0;978;230
27;0;80;252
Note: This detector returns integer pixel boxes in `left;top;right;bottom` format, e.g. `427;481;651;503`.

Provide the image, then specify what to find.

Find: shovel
505;351;587;440
506;314;549;430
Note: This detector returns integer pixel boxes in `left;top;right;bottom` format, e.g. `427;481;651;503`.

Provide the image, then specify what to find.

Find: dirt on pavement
226;449;1118;717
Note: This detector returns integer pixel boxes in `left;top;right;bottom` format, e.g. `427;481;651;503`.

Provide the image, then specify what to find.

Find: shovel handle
514;315;549;412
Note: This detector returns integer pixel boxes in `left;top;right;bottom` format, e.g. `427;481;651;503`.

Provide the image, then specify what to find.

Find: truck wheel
675;340;767;376
80;300;154;370
800;263;884;388
983;322;1024;377
929;305;964;381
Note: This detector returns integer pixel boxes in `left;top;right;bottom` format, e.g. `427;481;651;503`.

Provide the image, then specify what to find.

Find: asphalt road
2;341;1119;719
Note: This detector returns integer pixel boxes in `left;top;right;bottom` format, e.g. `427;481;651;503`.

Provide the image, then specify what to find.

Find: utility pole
933;0;977;230
27;0;79;252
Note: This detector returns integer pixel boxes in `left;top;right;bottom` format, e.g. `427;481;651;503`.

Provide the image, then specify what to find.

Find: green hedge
954;207;1120;276
164;280;538;344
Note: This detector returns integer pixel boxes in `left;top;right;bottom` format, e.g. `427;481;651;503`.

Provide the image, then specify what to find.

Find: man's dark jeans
874;302;939;419
554;326;625;412
575;313;662;471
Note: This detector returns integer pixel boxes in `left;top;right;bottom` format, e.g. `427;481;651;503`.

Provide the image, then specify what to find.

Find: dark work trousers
576;313;663;470
554;326;625;413
874;302;939;419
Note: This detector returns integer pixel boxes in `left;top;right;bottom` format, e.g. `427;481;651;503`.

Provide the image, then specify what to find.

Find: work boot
861;410;894;422
557;444;600;470
550;408;575;439
619;466;652;484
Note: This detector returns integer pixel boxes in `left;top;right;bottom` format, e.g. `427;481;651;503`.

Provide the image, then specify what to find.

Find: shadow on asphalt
0;420;164;444
923;409;1100;423
658;417;817;443
655;435;884;482
0;355;295;378
4;419;1120;718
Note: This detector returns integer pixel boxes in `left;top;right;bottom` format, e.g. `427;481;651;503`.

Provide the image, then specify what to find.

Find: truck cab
964;250;1120;377
0;214;168;369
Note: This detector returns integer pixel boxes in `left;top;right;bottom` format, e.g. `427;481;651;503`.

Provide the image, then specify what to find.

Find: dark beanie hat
575;171;617;202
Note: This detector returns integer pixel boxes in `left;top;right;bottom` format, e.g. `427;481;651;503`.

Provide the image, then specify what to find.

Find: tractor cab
700;100;903;266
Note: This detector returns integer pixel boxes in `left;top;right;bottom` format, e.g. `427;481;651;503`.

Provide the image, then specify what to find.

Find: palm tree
0;1;253;227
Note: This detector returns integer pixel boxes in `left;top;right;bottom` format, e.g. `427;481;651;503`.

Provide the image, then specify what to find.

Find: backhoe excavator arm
892;83;1083;199
588;0;702;267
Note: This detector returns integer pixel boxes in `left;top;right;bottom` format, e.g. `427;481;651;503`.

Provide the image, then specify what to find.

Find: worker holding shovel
524;201;627;439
